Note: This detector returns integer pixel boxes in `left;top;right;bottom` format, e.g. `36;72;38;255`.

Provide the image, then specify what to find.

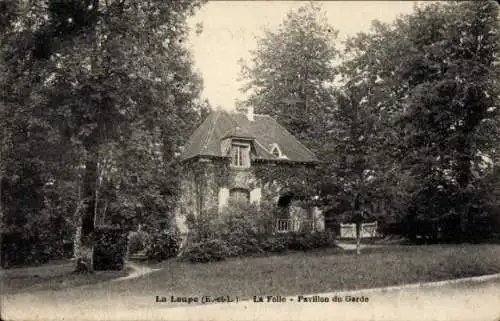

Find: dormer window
231;142;250;168
270;144;282;158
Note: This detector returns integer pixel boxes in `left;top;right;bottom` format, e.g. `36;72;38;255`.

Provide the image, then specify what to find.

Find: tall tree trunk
73;217;82;258
76;155;98;272
0;160;3;267
456;139;472;241
355;222;361;255
72;168;83;259
0;124;9;267
352;193;362;255
76;0;101;272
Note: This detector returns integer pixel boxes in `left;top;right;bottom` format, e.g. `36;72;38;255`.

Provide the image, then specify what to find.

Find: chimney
247;106;254;121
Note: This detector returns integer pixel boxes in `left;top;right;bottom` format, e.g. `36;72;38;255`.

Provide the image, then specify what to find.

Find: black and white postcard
1;1;500;320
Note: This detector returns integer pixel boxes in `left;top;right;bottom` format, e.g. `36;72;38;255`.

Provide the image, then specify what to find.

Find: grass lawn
2;262;129;294
107;243;500;299
4;244;500;301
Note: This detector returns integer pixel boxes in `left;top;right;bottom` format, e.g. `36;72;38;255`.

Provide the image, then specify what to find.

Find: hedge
1;232;51;268
93;227;128;271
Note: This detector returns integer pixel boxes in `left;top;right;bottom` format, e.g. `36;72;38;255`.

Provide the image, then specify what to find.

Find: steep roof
180;110;319;163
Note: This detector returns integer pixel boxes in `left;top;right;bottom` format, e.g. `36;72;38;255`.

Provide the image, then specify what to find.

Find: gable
180;110;319;163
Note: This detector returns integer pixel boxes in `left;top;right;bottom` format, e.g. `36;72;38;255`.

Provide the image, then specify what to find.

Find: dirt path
111;261;159;282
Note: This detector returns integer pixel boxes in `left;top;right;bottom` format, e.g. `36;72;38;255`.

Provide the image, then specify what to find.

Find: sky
187;1;422;111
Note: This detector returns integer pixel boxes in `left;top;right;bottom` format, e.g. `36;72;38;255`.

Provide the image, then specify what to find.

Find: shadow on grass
3;268;130;294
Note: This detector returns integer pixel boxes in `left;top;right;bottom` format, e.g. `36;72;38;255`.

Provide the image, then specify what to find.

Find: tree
321;86;386;254
341;1;500;241
1;0;205;269
239;3;339;155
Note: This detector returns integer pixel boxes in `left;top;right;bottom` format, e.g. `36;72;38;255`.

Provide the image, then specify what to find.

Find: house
174;107;324;239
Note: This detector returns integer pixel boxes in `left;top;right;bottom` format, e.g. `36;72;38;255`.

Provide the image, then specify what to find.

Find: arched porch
275;192;323;233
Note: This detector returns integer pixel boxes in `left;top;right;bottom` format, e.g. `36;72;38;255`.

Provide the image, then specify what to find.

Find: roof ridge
201;111;220;153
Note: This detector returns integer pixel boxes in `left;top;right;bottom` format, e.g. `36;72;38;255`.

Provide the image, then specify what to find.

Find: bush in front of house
258;234;288;253
181;203;269;262
182;239;238;263
182;231;337;263
263;232;335;252
143;228;181;261
306;232;336;249
185;203;264;255
181;202;338;263
93;226;129;271
217;202;270;255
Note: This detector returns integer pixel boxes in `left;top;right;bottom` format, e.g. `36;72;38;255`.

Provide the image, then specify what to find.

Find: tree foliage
239;3;339;154
241;1;500;244
341;1;500;241
0;0;206;268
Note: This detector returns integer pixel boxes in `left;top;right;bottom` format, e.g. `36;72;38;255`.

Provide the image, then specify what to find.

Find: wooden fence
340;221;378;239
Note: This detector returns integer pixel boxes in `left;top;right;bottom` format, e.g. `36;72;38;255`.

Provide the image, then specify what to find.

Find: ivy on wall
253;161;320;207
177;157;321;227
179;157;231;217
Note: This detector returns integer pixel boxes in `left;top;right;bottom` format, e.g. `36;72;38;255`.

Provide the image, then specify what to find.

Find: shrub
306;231;337;249
182;203;270;262
258;231;336;253
62;240;74;258
143;229;180;261
181;203;337;263
217;203;267;255
286;232;309;251
93;227;128;271
1;232;52;268
182;239;236;263
378;219;405;237
258;234;287;253
127;231;146;255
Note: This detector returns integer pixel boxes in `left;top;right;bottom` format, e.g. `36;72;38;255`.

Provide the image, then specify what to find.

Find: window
229;188;250;204
270;144;282;158
231;143;250;168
